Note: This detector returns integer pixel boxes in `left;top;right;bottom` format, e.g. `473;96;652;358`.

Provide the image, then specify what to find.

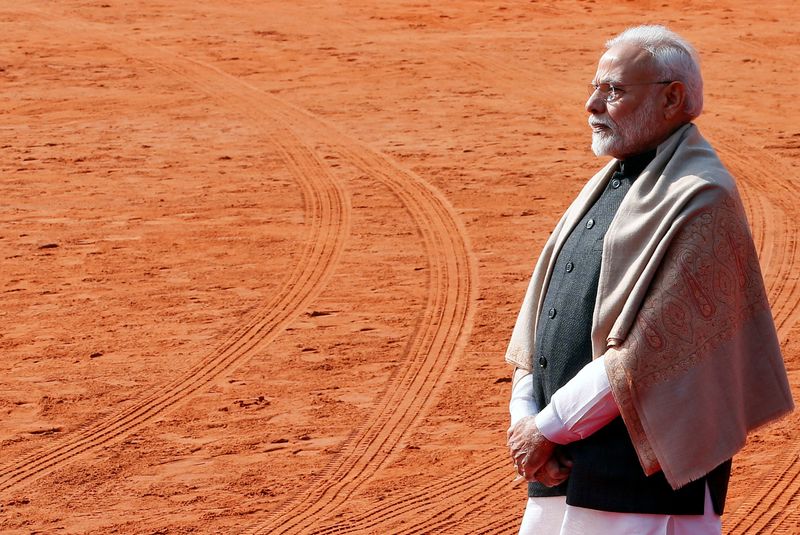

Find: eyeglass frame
588;80;675;103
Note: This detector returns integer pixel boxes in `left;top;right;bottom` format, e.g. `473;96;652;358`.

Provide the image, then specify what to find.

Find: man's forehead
594;44;655;82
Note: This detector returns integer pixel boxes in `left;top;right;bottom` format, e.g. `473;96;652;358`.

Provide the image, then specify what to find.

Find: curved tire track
725;449;800;534
133;32;479;535
21;9;479;531
0;9;351;496
308;452;511;534
245;75;478;535
5;8;479;532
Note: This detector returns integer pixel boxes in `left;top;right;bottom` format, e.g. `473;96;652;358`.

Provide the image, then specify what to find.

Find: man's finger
534;456;571;487
555;448;573;468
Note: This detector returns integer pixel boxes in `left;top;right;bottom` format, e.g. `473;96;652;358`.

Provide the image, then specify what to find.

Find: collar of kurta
505;123;794;489
618;148;656;178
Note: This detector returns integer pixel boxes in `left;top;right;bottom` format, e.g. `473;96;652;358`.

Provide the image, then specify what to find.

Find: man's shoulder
666;125;737;194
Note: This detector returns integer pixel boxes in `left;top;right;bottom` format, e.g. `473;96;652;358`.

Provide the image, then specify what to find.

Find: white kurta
509;362;722;534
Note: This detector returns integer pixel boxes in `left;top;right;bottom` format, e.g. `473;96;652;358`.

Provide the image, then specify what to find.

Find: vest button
548;308;557;319
586;218;595;229
538;355;548;368
565;261;574;273
611;178;621;189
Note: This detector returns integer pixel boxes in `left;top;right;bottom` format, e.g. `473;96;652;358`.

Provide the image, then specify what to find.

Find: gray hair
606;25;703;119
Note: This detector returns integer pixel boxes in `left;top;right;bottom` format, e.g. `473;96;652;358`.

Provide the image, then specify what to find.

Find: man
504;25;794;534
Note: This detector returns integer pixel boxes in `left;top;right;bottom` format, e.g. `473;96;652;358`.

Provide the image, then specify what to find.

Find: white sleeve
509;367;540;427
534;355;620;445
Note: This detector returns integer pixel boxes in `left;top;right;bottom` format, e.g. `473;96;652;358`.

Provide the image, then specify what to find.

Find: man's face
586;44;668;159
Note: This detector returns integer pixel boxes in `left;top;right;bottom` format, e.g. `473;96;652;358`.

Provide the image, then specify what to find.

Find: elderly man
505;25;793;534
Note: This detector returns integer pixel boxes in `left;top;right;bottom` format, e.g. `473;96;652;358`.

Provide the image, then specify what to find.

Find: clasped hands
506;415;572;486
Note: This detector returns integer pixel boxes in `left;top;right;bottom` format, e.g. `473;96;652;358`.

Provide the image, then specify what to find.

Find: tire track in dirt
398;470;514;535
22;8;478;531
241;41;539;535
245;76;479;535
476;516;519;535
311;455;521;534
0;9;351;496
429;471;525;534
136;37;479;535
5;8;479;532
725;449;800;534
260;30;575;533
308;452;511;534
735;174;769;262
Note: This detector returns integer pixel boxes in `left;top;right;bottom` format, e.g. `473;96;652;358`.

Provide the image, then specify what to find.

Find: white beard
590;97;659;157
591;129;616;157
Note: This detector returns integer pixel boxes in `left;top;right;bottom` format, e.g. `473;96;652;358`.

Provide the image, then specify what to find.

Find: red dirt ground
1;1;797;533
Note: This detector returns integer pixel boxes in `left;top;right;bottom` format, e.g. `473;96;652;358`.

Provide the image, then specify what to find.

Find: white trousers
519;484;722;535
518;496;567;534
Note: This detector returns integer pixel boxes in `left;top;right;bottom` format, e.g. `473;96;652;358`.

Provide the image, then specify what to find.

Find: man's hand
507;415;570;486
533;448;572;487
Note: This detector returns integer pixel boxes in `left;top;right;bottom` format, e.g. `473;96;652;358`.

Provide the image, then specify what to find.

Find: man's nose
585;90;606;115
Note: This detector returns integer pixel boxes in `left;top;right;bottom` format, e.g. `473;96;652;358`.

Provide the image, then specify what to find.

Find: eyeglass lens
589;83;615;102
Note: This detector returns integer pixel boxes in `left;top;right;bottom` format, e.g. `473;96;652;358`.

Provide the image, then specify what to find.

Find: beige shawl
505;123;794;489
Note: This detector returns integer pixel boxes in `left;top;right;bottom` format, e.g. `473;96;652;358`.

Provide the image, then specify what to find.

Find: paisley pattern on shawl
605;191;783;486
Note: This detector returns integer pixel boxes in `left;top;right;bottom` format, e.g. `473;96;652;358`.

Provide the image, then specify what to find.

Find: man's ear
663;81;686;120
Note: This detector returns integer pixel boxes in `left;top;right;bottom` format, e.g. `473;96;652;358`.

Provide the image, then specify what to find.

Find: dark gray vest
527;152;731;515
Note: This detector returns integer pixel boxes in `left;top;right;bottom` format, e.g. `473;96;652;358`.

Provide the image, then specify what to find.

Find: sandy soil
1;1;798;533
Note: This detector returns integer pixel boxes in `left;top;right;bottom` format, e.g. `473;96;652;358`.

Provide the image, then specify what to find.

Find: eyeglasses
588;81;674;103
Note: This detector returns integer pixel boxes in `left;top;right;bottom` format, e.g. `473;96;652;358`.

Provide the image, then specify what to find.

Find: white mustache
589;116;614;129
